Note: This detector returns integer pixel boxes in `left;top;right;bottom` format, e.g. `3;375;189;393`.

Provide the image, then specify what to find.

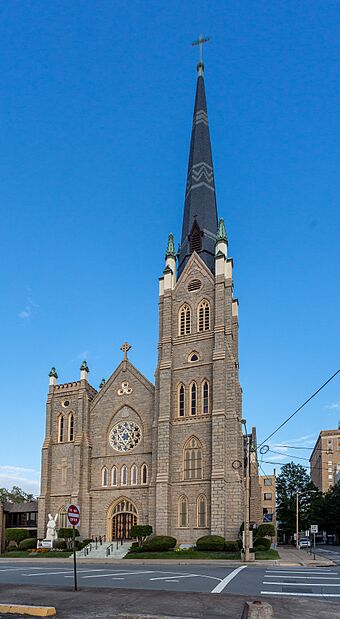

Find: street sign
263;513;273;522
67;504;80;527
310;524;318;533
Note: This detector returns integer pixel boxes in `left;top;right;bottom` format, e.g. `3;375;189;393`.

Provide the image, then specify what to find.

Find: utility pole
244;432;251;561
296;491;299;549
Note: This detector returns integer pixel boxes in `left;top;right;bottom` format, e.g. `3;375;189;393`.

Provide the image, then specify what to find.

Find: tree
319;481;340;541
58;527;80;549
130;525;152;547
0;486;35;503
276;462;321;541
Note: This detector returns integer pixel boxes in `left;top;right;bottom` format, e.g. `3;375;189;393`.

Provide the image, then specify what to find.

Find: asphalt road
0;561;340;600
316;545;340;565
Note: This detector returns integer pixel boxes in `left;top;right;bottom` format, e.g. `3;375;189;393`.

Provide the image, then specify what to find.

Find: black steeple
177;61;218;277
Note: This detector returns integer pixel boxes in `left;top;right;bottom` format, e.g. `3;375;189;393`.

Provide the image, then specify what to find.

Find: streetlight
241;418;251;562
296;490;317;549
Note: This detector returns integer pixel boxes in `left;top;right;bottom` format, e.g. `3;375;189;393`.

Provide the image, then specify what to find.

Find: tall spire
177;54;218;277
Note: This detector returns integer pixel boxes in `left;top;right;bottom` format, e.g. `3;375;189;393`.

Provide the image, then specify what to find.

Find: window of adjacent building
58;415;64;443
184;437;202;480
202;380;209;414
111;466;117;486
68;413;74;442
121;465;128;486
179;304;191;336
59;507;67;528
141;464;148;485
131;464;137;485
102;466;108;487
190;382;197;416
178;495;188;527
197;495;207;528
178;384;185;417
264;478;272;486
197;300;210;332
264;493;272;500
188;352;199;362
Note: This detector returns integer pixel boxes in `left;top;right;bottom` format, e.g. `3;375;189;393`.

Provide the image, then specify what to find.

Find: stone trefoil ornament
118;381;132;396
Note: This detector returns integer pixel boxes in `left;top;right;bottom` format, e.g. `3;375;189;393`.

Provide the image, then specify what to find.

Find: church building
38;57;248;544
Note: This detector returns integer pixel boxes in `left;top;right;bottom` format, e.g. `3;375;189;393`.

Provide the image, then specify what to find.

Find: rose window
109;421;141;452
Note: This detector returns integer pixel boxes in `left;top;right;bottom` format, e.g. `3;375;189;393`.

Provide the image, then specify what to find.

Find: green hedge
143;536;176;552
196;535;225;551
53;540;67;550
254;524;275;540
224;540;239;552
19;538;37;551
254;537;271;551
5;529;29;544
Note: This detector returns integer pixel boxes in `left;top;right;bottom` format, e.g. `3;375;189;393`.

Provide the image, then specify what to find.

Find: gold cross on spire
192;34;210;64
120;342;131;360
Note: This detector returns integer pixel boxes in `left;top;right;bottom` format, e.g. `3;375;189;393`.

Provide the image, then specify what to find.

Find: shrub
128;545;145;553
236;539;242;550
82;538;92;546
19;538;37;551
254;545;266;552
254;524;275;540
7;541;18;551
196;535;225;551
143;536;176;552
130;524;153;547
5;529;28;544
254;537;271;551
54;540;67;550
58;527;80;549
224;540;239;552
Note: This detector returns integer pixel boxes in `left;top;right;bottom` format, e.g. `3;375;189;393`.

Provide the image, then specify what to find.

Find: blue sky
0;1;339;495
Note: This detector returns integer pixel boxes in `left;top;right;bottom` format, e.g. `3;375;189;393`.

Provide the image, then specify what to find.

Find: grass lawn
125;550;241;560
126;548;280;560
0;551;72;558
255;549;280;560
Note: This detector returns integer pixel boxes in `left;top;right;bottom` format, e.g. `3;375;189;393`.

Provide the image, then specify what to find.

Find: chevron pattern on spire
178;70;218;277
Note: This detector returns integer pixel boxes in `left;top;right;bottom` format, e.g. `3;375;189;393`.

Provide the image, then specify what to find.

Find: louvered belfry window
198;300;210;332
190;223;202;253
179;304;191;335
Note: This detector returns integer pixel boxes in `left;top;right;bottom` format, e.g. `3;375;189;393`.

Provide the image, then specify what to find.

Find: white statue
46;513;58;542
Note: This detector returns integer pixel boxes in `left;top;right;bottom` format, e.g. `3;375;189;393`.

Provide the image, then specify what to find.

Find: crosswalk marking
261;591;340;598
263;581;340;587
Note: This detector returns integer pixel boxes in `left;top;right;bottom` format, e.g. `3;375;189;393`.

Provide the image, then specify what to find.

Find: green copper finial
99;378;106;389
49;367;58;379
80;360;89;372
216;218;227;242
165;233;176;259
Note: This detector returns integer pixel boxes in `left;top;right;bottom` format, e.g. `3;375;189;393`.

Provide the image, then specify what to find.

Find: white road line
264;575;340;580
211;566;247;594
80;570;156;579
261;591;340;598
150;573;221;582
165;580;179;583
22;569;107;577
263;581;340;587
0;567;44;572
265;570;338;575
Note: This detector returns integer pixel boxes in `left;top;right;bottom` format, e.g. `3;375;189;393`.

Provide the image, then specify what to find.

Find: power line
268;449;310;462
258;369;340;448
261;459;338;473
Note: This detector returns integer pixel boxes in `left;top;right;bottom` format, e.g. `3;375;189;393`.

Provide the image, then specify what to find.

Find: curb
0;603;56;616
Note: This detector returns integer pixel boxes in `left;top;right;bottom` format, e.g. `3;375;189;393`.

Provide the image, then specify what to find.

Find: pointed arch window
190;382;197;416
121;465;128;486
68;413;74;442
178;384;185;417
198;300;210;332
202;380;209;414
141;464;148;485
131;464;137;486
190;222;202;253
102;466;108;487
111;466;118;486
184;437;202;480
58;507;67;529
179;304;191;336
197;495;207;528
58;415;64;443
178;495;189;528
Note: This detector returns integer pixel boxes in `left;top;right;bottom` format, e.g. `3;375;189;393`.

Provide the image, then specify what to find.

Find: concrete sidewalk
1;583;340;619
275;545;335;566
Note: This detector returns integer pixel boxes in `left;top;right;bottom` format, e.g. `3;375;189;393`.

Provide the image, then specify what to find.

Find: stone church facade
38;60;250;544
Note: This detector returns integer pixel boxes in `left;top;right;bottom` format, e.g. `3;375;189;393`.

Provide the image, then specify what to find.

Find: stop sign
67;504;80;527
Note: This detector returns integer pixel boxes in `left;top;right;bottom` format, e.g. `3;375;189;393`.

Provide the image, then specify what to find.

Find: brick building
0;501;38;552
38;60;260;544
310;427;340;492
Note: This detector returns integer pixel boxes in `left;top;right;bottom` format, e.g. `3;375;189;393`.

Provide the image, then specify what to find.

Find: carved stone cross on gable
120;342;131;360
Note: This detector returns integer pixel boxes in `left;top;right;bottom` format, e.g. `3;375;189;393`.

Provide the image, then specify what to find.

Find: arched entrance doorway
110;499;138;541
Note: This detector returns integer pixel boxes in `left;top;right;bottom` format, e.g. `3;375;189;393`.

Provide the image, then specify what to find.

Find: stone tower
155;60;245;542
